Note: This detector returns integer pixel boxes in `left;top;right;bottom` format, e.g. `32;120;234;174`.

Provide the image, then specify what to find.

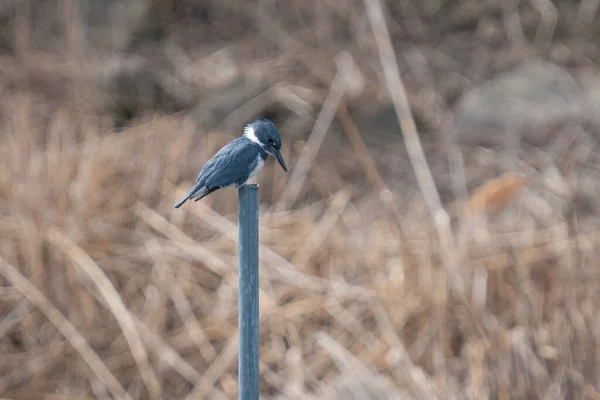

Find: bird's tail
174;184;210;208
174;191;193;208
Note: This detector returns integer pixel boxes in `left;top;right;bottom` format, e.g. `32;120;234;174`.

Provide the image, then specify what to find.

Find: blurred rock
450;62;584;147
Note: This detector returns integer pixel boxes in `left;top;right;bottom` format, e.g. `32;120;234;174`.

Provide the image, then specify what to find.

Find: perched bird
174;117;288;208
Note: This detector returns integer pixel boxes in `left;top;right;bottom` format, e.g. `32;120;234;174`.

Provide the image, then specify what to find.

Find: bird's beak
271;147;288;172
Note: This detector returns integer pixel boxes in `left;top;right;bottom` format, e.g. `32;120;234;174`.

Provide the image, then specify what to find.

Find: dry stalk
0;255;131;400
185;330;240;400
132;316;202;384
47;229;162;399
291;190;351;268
363;0;464;297
169;283;218;362
0;340;67;394
182;197;376;299
336;102;408;233
576;0;600;34
336;103;386;192
0;300;30;338
134;202;236;280
135;201;277;311
315;332;401;396
276;51;355;212
502;0;528;49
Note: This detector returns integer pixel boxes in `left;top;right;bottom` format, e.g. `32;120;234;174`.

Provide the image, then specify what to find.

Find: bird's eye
268;138;274;144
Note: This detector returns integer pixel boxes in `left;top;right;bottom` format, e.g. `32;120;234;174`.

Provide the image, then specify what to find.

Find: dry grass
2;0;600;399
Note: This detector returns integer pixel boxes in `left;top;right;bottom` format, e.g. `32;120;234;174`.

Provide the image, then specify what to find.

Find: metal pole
238;184;259;400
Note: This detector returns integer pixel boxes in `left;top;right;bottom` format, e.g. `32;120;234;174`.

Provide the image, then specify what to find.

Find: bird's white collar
244;126;263;147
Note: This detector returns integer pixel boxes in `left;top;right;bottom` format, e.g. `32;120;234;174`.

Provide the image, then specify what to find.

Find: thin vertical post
237;184;259;400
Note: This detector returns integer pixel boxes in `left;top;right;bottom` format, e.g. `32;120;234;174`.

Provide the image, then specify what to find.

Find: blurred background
1;0;600;399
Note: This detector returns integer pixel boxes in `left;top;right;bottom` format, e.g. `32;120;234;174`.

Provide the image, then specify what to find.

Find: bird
174;117;288;208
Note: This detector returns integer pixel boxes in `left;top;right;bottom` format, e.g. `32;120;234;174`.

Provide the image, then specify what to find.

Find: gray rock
450;62;584;147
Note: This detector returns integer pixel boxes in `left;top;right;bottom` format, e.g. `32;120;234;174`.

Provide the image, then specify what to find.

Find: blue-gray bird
174;117;287;208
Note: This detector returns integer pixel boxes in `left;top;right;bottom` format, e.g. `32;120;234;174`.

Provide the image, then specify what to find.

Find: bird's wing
201;139;260;188
173;139;261;208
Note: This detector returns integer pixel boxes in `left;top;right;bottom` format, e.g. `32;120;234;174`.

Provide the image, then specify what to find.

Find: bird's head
243;117;288;172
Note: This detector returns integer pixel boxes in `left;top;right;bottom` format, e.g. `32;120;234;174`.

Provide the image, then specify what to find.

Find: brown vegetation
1;0;600;399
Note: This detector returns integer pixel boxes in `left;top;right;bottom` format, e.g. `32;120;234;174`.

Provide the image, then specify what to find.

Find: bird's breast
247;154;265;180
